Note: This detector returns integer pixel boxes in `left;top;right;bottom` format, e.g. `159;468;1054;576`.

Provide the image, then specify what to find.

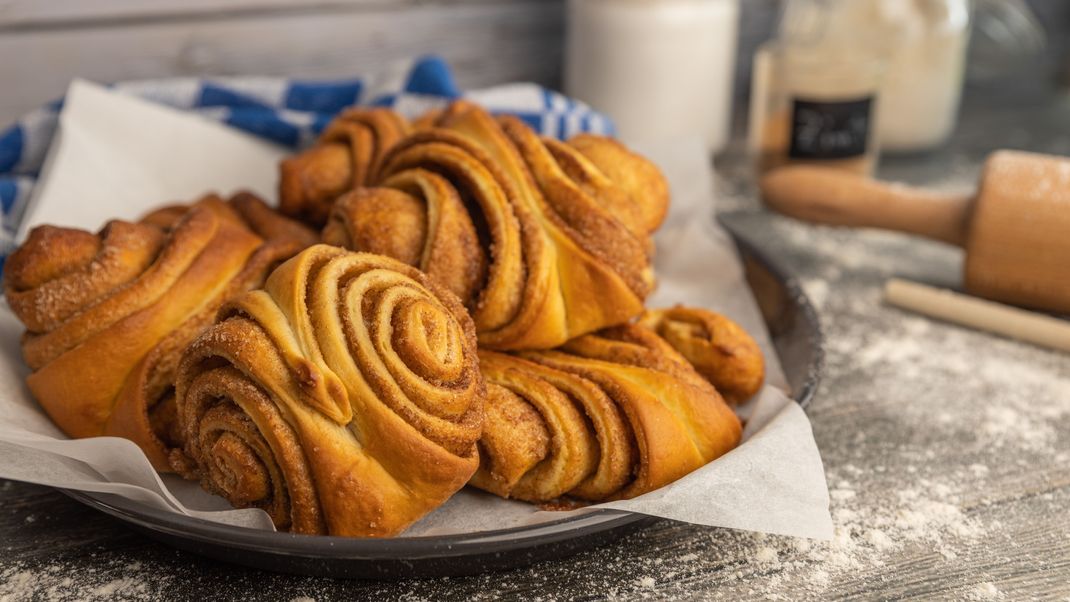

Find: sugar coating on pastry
472;324;742;503
4;193;315;470
172;245;484;537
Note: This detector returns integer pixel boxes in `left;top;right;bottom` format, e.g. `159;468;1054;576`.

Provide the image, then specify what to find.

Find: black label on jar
788;97;872;160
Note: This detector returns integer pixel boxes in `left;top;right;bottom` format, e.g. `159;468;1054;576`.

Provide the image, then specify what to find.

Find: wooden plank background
2;0;1064;131
0;0;566;124
0;0;781;128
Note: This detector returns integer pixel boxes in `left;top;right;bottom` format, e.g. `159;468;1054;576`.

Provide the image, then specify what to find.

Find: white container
564;0;739;152
876;0;970;153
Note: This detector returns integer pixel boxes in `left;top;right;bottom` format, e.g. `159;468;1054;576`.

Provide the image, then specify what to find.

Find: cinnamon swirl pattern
172;245;484;536
321;101;669;350
3;194;313;469
638;306;765;405
471;324;742;503
279;108;411;226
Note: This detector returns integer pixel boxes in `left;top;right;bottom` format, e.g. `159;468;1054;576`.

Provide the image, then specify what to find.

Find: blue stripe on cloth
0;126;23;174
0;56;616;280
506;112;545;135
198;83;272;109
403;55;460;97
284;80;362;113
369;94;397;107
224;108;300;148
311;113;334;136
600;114;617;136
0;180;16;213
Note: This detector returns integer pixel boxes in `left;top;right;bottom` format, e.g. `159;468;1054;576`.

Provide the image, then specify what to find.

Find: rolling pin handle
759;166;973;247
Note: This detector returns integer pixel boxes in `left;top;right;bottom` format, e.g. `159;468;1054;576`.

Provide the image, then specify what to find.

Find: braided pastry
279;108;411;225
638;306;765;405
471;324;741;502
322;101;668;350
171;245;483;536
4;194;313;469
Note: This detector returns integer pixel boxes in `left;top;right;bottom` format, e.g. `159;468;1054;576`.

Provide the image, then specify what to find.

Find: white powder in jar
875;0;971;151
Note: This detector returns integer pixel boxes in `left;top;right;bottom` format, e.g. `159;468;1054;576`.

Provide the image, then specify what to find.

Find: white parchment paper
0;80;833;540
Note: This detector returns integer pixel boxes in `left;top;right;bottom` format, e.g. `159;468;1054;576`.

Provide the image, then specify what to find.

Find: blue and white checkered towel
0;55;613;272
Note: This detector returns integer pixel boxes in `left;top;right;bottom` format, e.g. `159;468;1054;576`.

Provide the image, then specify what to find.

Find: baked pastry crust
322;101;669;350
4;193;314;469
638;306;765;405
172;245;484;536
472;324;742;502
279;108;411;226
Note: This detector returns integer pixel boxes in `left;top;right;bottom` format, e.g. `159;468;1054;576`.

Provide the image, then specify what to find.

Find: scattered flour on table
864;529;895;551
966;582;1004;601
801;278;830;311
718;473;990;594
435;154;1070;601
0;560;165;602
673;207;1070;599
754;547;779;566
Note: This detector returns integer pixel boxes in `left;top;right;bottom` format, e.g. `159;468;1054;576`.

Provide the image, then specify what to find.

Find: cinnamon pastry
322;101;669;350
547;133;669;237
4;193;313;469
471;324;741;502
142;192;318;248
278;108;411;225
638;306;765;405
171;245;483;536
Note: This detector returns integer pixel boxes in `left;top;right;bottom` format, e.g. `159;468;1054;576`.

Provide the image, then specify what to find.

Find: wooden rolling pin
761;150;1070;315
885;279;1070;353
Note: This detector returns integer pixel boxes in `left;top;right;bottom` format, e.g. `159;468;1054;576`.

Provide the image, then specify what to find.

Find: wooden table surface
3;93;1070;601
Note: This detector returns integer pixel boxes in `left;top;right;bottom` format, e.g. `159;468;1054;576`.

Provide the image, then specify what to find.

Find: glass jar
750;41;885;176
749;0;889;176
875;0;970;153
